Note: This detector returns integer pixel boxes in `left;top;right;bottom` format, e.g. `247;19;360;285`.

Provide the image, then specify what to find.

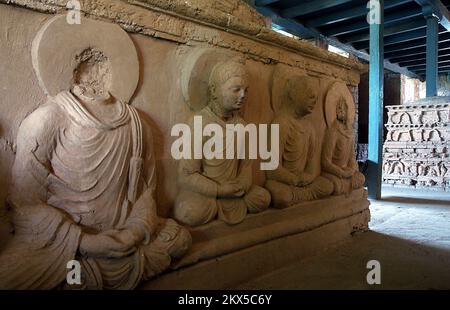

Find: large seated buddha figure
0;16;191;290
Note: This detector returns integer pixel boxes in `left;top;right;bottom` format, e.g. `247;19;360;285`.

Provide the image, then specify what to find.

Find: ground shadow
237;231;450;290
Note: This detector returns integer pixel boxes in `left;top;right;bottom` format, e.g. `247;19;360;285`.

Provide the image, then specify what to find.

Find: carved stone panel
0;15;191;290
0;0;369;290
383;98;450;190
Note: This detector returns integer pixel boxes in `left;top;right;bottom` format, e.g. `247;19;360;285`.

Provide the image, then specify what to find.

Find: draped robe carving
0;91;191;289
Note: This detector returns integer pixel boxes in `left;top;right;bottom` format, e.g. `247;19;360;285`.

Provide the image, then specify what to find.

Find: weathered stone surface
265;75;334;208
174;57;270;227
322;83;365;195
0;0;368;290
0;0;365;82
383;97;450;190
32;15;139;102
0;2;366;215
0;14;191;290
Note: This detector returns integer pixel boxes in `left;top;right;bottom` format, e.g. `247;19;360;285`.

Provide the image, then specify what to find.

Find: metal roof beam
280;0;354;19
254;0;280;6
408;60;450;69
269;16;317;39
384;32;450;53
342;19;426;43
414;70;450;74
385;39;450;58
390;51;450;63
415;0;450;31
397;54;450;65
252;3;422;80
304;0;412;28
353;27;447;49
414;65;450;72
324;6;422;37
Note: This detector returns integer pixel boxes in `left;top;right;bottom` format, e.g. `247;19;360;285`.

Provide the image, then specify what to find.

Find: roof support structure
368;0;384;200
253;2;422;80
415;0;450;31
425;9;440;96
253;0;450;83
383;32;450;53
280;0;354;19
304;0;413;28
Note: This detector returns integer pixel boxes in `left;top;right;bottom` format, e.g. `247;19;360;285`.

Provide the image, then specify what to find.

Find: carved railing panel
383;100;450;190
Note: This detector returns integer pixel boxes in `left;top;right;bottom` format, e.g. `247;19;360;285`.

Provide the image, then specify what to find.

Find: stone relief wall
383;98;450;190
0;0;367;289
0;0;364;217
0;14;192;290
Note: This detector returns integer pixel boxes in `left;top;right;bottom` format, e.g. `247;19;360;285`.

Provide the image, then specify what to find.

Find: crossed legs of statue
265;176;334;209
73;219;191;289
141;219;191;278
322;171;366;196
174;186;270;226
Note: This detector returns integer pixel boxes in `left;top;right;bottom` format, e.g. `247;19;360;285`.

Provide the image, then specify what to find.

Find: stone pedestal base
141;189;370;289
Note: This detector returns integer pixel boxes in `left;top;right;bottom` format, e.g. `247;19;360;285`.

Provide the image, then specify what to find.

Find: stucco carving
31;15;139;103
383;99;450;190
322;82;365;195
0;0;364;87
265;75;334;208
174;56;271;226
0;15;191;290
0;0;372;290
180;48;234;112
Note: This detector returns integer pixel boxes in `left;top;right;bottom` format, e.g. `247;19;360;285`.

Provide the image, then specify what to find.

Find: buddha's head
208;58;249;118
336;96;348;124
285;75;319;118
72;48;112;102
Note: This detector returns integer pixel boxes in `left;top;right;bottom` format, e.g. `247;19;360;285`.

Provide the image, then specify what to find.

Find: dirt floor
238;186;450;290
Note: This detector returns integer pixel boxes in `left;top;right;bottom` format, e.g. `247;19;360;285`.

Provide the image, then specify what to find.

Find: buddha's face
289;80;318;117
217;75;249;113
337;98;348;123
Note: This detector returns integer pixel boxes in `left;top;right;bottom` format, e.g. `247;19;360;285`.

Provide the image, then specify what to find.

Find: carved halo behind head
284;75;319;109
324;81;356;129
180;47;238;111
32;15;139;103
270;64;310;114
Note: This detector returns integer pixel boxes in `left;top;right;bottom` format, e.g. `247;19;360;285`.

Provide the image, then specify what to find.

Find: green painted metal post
368;0;384;200
425;10;439;97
